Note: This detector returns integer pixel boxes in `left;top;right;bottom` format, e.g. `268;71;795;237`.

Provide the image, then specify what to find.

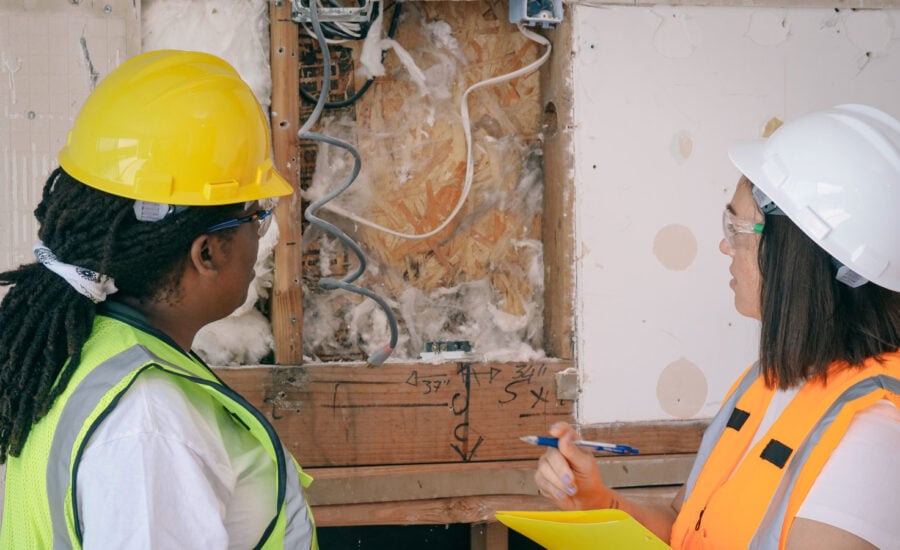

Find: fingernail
555;491;565;500
561;473;572;485
566;485;577;495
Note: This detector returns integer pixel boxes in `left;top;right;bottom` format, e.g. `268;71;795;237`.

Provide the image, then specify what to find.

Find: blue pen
520;435;639;455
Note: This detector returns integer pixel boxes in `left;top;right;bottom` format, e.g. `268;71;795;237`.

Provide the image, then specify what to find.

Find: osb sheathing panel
299;1;545;360
358;0;543;297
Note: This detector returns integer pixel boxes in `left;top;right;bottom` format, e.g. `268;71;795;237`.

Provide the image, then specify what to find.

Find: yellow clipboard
495;509;671;550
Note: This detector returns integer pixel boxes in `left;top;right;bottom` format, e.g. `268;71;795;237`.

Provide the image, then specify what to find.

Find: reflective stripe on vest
751;374;900;549
674;354;900;549
45;344;314;549
681;362;761;500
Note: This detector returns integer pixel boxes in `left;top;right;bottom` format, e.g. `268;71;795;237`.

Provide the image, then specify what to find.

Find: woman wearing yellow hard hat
535;105;900;549
0;50;317;549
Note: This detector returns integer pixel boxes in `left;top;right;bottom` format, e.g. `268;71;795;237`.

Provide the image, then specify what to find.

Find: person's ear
189;234;219;276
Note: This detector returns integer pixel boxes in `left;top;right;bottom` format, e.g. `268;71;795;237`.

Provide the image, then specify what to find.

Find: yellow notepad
495;509;671;550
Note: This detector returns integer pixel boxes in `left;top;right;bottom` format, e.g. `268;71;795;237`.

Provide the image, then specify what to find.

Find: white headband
33;242;118;303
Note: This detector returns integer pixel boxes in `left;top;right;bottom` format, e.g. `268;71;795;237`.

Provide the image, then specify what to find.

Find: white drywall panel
0;0;138;281
573;5;900;423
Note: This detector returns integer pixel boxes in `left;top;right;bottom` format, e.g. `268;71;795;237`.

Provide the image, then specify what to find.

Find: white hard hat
729;104;900;292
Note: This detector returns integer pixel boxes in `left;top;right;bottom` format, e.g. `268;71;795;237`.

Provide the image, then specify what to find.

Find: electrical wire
301;2;398;367
299;2;403;108
299;0;377;41
318;23;552;240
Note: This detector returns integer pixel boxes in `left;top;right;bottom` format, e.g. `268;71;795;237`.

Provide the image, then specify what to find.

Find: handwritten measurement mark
499;363;549;405
406;371;453;394
450;363;484;462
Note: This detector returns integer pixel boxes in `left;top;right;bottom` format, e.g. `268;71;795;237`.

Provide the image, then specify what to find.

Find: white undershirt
747;391;900;549
77;369;276;549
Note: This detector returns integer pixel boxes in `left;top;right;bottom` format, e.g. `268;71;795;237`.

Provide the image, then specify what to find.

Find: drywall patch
845;10;893;57
652;224;697;271
746;10;789;46
670;131;693;164
656;358;707;419
651;6;700;59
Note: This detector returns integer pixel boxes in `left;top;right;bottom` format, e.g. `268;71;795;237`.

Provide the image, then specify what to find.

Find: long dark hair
0;168;238;462
757;199;900;388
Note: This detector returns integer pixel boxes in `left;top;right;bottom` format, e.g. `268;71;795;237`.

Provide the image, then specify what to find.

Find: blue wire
300;3;399;366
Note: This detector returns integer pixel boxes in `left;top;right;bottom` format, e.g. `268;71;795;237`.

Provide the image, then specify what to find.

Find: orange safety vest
671;351;900;549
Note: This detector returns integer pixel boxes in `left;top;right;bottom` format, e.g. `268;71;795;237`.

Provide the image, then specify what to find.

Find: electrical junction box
509;0;563;28
291;0;375;23
419;340;474;361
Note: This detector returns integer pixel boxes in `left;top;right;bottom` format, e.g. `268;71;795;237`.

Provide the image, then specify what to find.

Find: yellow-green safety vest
1;306;318;549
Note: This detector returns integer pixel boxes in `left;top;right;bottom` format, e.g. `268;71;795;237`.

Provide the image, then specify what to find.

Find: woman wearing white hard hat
534;104;900;549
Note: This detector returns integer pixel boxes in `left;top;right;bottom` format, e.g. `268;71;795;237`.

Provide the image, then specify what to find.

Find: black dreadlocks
0;168;239;462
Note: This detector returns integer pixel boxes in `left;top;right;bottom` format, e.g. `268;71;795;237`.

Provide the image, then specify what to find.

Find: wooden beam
303;455;695;506
269;0;304;364
540;12;576;360
580;419;709;455
217;360;576;466
312;495;558;527
218;360;708;466
472;522;509;550
310;487;680;527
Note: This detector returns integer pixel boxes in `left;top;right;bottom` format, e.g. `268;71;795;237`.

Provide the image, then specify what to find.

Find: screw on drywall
27;111;36;120
104;5;112;13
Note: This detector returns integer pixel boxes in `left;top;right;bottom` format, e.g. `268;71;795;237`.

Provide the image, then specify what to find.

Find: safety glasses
722;208;763;248
206;207;274;237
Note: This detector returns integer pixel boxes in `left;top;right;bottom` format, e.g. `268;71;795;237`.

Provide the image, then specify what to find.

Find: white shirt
748;390;900;549
77;369;276;549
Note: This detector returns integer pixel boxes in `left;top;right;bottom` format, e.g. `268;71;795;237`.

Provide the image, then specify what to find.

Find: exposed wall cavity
140;1;546;365
299;3;546;363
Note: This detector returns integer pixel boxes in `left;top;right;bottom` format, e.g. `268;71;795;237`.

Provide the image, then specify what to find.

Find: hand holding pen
532;422;626;511
520;435;639;455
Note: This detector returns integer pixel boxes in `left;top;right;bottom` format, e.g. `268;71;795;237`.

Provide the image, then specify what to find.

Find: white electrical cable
301;23;352;45
300;0;370;41
319;23;552;240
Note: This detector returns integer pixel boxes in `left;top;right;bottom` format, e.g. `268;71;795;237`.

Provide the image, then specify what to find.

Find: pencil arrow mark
405;371;418;387
469;367;502;385
450;435;484;462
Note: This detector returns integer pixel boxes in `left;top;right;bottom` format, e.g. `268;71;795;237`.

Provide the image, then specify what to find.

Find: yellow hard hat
58;49;292;206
